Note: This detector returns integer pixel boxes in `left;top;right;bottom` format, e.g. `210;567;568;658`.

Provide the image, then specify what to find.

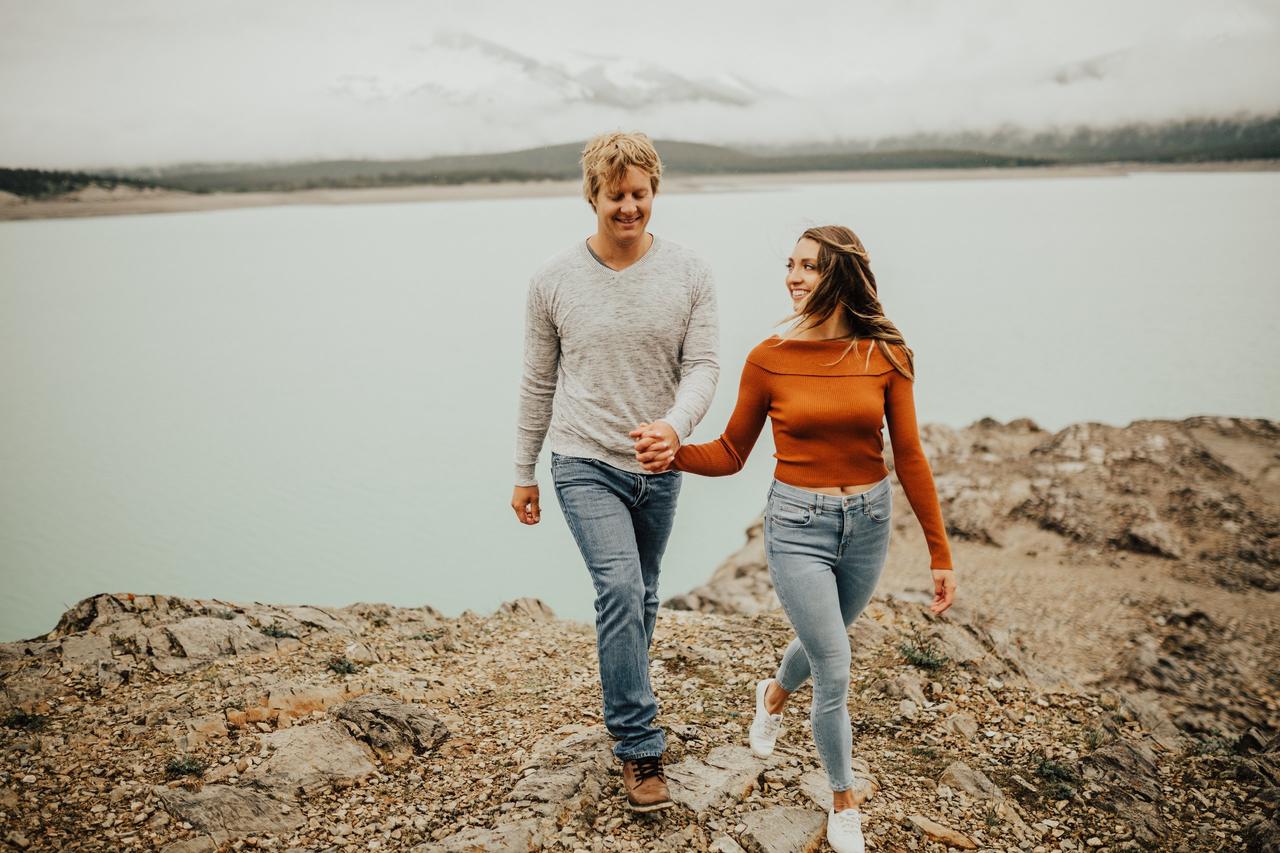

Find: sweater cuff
514;463;538;487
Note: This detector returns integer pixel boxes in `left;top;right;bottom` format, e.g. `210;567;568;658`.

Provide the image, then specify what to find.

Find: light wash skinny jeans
765;476;892;791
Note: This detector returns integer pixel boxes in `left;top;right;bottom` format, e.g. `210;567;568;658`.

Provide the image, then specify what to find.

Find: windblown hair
580;132;662;210
784;225;915;380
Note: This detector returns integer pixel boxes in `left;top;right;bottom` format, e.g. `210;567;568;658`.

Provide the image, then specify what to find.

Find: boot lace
633;756;665;783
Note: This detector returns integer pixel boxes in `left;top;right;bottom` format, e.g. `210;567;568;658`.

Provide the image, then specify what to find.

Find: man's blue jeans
551;452;682;760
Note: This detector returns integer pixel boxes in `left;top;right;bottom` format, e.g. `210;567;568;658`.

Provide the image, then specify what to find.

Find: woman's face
785;238;821;310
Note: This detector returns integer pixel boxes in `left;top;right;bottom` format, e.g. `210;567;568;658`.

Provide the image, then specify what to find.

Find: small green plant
899;628;949;671
911;745;939;759
983;804;1001;827
1043;781;1075;801
1191;729;1238;755
211;609;237;620
3;710;45;731
1084;726;1111;749
260;623;297;639
165;755;207;780
327;656;359;675
410;630;442;642
1035;758;1079;784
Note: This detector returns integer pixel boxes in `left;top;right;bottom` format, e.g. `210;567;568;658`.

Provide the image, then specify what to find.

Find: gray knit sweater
514;236;719;486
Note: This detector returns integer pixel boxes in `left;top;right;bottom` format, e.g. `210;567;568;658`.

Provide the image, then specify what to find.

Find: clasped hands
629;420;679;473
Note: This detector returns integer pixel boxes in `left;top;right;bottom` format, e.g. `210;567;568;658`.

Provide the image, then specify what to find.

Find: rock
159;838;219;853
154;785;303;839
265;680;357;722
800;766;876;809
666;745;768;814
246;721;378;794
426;821;538;852
907;814;977;849
883;672;927;705
939;761;1004;800
330;693;449;767
1120;518;1183;559
1083;737;1167;845
709;837;748;853
738;806;826;853
498;598;556;621
943;712;979;740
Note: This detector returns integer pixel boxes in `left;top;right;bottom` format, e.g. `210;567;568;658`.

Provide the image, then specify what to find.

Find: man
511;131;718;812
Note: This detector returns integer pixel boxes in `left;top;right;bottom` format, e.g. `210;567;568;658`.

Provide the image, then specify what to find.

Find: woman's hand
629;421;679;472
511;485;541;525
930;569;956;614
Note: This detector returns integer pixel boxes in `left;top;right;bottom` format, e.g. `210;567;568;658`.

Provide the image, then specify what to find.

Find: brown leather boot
621;755;674;812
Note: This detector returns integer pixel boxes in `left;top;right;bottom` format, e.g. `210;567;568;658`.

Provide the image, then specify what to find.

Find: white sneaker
748;678;783;758
826;807;865;853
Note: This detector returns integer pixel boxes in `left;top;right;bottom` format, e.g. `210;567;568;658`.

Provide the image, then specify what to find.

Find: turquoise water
2;171;1278;641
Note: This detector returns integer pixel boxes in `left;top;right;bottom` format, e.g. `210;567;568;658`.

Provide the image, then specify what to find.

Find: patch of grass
260;623;297;639
1035;758;1079;784
911;745;939;759
210;609;237;620
409;630;441;641
1042;781;1075;801
1084;725;1112;750
327;656;359;675
3;710;46;731
1192;729;1239;755
899;628;949;671
165;755;207;780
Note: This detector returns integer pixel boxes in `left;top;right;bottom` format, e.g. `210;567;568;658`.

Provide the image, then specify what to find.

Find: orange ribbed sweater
672;336;953;570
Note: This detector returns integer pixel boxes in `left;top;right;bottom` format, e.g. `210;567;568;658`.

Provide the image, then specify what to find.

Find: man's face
593;165;654;246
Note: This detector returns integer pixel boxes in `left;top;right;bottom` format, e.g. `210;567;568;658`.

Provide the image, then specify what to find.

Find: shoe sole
626;798;675;813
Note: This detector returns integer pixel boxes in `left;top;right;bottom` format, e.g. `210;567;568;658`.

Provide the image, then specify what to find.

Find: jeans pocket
768;499;814;528
866;489;892;523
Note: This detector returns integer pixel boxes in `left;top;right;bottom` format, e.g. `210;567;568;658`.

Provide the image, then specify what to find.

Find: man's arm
513;278;559;488
659;266;719;442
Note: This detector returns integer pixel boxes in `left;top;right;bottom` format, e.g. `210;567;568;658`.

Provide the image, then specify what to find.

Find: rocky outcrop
2;589;1270;851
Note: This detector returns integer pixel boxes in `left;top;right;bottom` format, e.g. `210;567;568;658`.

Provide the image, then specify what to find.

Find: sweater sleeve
672;359;769;476
884;368;953;570
660;266;720;441
513;278;559;486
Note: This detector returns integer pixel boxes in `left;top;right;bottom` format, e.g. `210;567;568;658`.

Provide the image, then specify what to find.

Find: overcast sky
3;0;1278;169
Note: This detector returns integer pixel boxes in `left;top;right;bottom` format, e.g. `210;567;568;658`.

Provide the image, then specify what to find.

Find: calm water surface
2;171;1278;641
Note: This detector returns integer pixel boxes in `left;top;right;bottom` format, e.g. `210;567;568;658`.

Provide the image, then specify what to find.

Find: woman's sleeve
672;360;770;476
885;368;954;570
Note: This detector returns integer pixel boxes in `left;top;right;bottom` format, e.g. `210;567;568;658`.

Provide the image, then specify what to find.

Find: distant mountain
747;115;1280;164
5;115;1276;198
106;142;1041;194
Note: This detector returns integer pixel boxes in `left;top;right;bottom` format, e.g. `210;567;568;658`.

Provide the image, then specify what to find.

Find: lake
2;170;1278;642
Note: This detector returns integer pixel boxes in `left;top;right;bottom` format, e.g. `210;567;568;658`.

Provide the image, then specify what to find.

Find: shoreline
1;159;1276;222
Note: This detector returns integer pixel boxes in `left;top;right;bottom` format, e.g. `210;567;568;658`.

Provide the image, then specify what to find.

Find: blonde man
511;132;719;812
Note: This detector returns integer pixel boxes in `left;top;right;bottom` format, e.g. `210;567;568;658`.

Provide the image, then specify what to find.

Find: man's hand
930;569;957;614
629;420;680;472
511;485;541;525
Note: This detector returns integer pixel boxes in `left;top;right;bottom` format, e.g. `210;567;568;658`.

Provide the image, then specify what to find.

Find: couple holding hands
511;131;956;853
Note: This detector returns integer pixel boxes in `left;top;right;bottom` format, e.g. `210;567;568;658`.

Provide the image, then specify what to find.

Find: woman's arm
670;359;771;476
884;368;954;570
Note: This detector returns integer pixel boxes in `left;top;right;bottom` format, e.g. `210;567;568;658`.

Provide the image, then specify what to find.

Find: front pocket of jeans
768;501;813;528
866;491;892;523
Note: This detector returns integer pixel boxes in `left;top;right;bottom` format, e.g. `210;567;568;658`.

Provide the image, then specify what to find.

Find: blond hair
783;225;915;380
580;132;662;210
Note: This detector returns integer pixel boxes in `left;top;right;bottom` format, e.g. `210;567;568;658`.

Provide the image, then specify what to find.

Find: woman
634;225;956;853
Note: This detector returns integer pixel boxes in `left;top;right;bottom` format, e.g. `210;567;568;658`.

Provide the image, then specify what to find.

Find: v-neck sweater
514;235;719;485
673;336;953;570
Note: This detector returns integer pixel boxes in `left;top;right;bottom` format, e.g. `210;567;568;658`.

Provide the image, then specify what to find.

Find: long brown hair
783;224;915;380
